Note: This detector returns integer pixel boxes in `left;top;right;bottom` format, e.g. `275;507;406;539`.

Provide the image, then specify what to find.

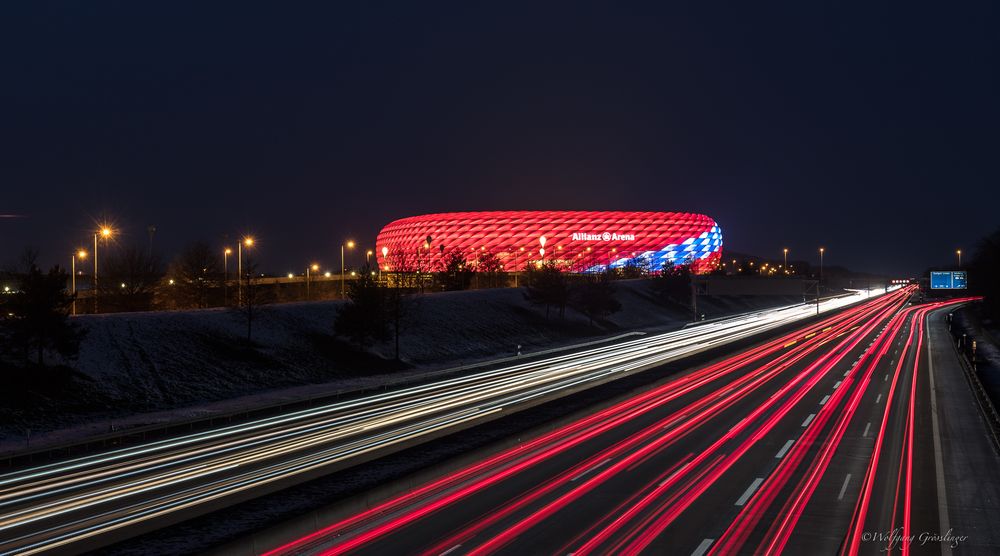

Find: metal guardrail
948;320;1000;455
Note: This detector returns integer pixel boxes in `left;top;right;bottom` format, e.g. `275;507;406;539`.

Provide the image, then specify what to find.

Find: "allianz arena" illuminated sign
375;211;723;274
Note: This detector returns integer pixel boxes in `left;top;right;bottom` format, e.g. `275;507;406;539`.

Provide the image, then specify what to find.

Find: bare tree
100;245;163;312
476;250;506;288
167;241;222;308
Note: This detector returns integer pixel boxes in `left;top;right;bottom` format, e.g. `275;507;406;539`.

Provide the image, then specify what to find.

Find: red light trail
259;288;983;556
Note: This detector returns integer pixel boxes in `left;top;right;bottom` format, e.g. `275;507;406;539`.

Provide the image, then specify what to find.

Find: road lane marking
884;373;889;382
819;395;830;405
802;414;815;427
775;439;795;459
862;422;871;437
441;545;462;556
875;394;882;404
572;458;611;481
736;478;764;506
833;381;842;390
838;474;852;500
691;539;714;556
660;460;694;487
926;315;953;555
844;369;851;377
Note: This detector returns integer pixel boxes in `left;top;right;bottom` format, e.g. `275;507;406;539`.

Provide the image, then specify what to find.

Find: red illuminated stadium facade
375;211;723;274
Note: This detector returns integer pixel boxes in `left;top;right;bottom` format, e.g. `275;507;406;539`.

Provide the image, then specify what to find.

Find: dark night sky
2;2;997;276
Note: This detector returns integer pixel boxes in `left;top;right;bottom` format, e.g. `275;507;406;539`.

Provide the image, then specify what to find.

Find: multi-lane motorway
258;288;988;556
0;291;883;555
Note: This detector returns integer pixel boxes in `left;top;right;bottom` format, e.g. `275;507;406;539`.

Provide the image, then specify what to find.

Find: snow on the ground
0;280;803;452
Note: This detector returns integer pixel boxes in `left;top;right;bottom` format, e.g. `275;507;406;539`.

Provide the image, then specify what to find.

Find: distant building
375;210;723;273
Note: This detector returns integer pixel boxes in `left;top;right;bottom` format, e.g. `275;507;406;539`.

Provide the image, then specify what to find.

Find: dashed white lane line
819;395;830;405
884;373;889;382
838;474;853;500
844;369;851;377
440;544;462;556
833;381;842;390
927;314;953;555
691;539;715;556
862;422;871;438
875;393;882;404
775;439;795;459
660;461;693;487
571;458;611;481
736;478;765;506
802;414;815;427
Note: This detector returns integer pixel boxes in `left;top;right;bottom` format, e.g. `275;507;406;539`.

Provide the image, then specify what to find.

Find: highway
257;288;985;556
0;291;883;555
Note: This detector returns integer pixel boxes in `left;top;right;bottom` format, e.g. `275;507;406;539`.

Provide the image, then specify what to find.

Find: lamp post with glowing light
307;263;319;300
238;237;254;304
381;246;388;282
819;247;825;286
539;235;547;266
783;248;788;273
72;249;87;315
93;226;113;312
223;248;232;305
957;249;962;267
341;240;355;298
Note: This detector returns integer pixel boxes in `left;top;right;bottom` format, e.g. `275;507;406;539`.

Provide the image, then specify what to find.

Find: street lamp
783;248;788;272
957;249;962;267
307;263;319;300
818;247;825;282
342;240;355;298
223;248;232;305
93;226;113;312
539;236;547;265
238;236;254;304
72;249;87;315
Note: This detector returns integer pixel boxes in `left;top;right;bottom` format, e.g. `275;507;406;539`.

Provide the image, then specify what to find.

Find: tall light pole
93;226;113;312
307;263;319;300
238;237;254;304
223;248;232;305
539;236;547;265
381;246;388;281
819;247;825;286
957;249;962;267
366;250;372;267
783;248;788;273
341;240;355;298
72;249;87;315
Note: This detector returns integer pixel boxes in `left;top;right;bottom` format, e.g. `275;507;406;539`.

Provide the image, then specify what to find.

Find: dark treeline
968;226;1000;319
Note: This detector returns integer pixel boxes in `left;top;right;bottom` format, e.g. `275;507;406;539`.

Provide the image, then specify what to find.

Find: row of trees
522;261;694;324
332;258;699;361
968;227;1000;319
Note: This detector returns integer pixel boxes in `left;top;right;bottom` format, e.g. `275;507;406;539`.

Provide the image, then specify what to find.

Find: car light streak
0;289;905;555
265;291;908;555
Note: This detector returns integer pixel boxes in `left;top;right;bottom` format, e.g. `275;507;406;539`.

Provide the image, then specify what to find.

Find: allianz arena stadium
375;211;723;274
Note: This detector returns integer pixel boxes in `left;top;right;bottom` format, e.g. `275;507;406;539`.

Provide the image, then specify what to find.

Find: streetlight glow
342;240;356;298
